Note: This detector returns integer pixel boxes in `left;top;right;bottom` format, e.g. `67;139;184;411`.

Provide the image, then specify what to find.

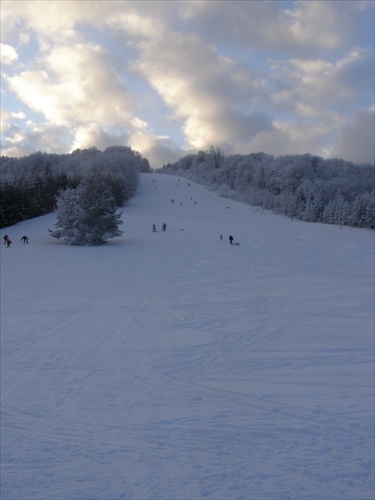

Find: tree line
0;146;150;229
158;148;374;229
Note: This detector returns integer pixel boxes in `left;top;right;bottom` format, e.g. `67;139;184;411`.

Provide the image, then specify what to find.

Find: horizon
2;144;375;168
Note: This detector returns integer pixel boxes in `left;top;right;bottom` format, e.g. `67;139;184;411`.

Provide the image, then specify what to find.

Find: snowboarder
152;224;157;232
20;235;30;244
229;235;234;245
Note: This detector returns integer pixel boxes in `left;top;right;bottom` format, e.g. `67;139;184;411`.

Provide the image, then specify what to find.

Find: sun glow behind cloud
1;0;374;167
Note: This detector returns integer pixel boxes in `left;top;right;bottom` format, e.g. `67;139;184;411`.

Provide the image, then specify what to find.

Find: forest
1;145;373;230
0;146;150;229
158;148;374;229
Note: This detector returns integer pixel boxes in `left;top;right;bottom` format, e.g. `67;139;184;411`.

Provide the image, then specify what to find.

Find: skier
162;223;167;232
229;235;234;245
3;235;9;245
220;234;223;241
20;235;30;244
6;238;12;247
152;224;157;232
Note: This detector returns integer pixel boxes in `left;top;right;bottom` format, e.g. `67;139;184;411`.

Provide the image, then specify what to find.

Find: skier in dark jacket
20;235;30;244
229;235;234;245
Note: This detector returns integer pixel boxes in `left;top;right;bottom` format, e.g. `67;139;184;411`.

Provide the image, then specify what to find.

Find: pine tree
49;177;123;245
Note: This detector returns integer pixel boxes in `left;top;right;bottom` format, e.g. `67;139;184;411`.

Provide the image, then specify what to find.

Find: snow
1;173;374;500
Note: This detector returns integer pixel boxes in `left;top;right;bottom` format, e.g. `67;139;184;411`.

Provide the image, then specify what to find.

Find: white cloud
1;118;73;157
133;28;270;151
1;43;18;64
5;43;136;128
11;111;26;119
106;10;164;39
1;1;84;43
129;129;184;167
70;123;129;153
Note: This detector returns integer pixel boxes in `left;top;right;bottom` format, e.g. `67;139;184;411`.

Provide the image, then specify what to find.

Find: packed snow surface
1;173;374;500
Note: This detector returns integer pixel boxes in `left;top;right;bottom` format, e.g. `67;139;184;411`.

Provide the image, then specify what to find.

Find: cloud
269;47;374;117
1;117;73;158
70;123;130;153
0;0;90;44
284;1;345;50
0;1;374;167
1;43;18;64
248;118;334;158
133;29;270;151
129;130;185;167
331;108;375;164
175;0;367;55
5;43;136;126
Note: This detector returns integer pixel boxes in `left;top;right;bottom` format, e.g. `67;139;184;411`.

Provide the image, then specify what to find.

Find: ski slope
1;173;374;500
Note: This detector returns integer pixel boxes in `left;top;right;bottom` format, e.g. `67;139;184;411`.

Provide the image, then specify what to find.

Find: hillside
1;173;374;500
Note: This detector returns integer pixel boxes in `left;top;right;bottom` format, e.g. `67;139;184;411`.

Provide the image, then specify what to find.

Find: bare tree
208;145;225;170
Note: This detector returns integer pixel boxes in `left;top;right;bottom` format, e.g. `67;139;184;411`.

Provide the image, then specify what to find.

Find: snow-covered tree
1;146;143;228
159;151;374;229
208;145;225;170
49;177;123;245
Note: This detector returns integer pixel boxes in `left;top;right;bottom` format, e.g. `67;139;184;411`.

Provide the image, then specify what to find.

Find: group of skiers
152;223;167;232
5;229;236;245
3;234;29;247
152;226;236;245
219;234;238;245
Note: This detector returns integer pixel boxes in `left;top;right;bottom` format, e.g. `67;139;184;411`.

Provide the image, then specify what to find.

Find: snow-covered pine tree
48;186;79;242
49;177;123;245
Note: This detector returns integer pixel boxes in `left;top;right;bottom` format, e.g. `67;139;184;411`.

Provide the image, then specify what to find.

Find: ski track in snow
1;173;374;500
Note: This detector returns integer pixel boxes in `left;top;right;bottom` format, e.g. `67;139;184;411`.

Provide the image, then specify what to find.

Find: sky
1;0;374;168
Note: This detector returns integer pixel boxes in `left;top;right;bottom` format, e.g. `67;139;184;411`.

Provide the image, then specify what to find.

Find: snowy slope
1;173;374;500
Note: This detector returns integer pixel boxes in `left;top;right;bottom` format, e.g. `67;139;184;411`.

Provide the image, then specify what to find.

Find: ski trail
1;173;373;500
